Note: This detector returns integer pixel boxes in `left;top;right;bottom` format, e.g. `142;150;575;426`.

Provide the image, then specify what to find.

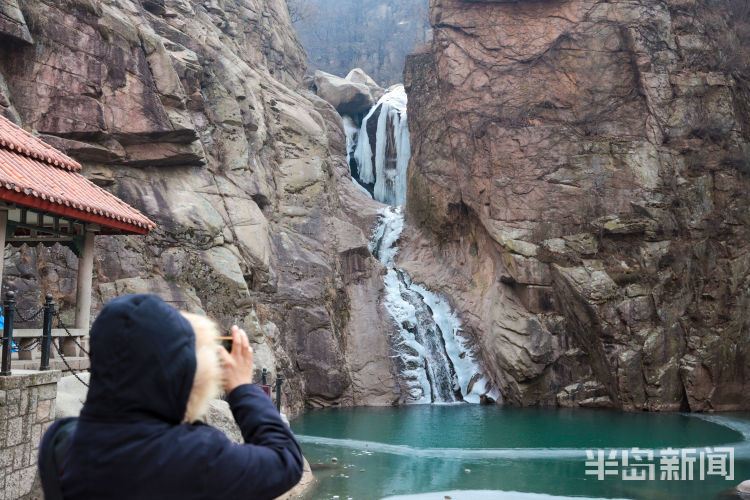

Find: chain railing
51;334;89;387
14;305;44;323
1;291;283;405
16;338;41;352
9;301;45;357
54;310;90;356
0;291;88;385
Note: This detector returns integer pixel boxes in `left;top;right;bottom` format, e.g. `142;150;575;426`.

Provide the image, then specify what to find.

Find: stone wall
0;370;60;500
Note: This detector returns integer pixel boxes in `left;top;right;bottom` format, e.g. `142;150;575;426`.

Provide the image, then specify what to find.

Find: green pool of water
291;406;750;500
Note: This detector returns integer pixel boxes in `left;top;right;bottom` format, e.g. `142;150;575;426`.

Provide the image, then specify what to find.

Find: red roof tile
0;115;155;234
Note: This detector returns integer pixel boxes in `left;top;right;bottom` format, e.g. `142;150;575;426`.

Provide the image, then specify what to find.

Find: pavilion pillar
67;228;95;356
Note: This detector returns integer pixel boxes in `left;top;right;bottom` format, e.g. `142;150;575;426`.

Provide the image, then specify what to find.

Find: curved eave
0;189;152;235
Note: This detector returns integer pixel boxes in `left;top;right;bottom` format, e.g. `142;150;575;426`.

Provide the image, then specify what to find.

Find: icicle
394;108;410;206
354;104;378;185
350;85;411;206
373;103;390;203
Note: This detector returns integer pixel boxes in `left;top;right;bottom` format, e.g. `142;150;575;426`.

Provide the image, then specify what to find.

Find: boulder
203;398;312;500
204;399;244;443
276;458;314;500
346;68;384;101
313;70;374;115
55;373;90;419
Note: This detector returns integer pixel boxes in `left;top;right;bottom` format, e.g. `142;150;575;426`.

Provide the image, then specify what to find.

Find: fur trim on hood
181;312;222;423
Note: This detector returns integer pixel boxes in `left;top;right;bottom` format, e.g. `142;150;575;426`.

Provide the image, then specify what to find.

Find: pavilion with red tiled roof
0;115;154;235
0;114;155;356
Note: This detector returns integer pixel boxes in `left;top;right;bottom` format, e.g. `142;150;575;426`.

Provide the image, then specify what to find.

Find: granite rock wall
0;0;398;412
401;0;750;410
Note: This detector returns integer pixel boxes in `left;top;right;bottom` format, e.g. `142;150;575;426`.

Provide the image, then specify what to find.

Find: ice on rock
369;206;497;404
344;115;373;197
351;85;410;206
343;115;359;166
368;206;404;267
353;103;378;186
416;283;494;405
351;86;495;404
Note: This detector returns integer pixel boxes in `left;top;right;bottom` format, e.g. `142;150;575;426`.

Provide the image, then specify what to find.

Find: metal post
275;372;283;413
1;291;15;376
259;367;272;398
40;294;53;371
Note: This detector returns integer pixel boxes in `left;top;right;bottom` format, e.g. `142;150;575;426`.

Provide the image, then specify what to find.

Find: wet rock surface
0;0;398;412
402;0;750;410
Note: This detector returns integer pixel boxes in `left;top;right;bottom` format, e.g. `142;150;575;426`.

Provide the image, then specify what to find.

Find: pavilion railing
0;291;89;385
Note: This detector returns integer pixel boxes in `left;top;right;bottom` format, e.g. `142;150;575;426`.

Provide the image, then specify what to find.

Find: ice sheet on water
295;435;619;460
691;414;750;457
383;491;627;500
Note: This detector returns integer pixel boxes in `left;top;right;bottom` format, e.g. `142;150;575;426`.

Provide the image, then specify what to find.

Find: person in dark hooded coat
39;294;303;499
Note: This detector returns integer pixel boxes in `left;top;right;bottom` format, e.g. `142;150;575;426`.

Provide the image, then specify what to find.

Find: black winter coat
39;294;303;499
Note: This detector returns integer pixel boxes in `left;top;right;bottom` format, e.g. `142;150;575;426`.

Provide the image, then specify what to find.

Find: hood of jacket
80;294;199;424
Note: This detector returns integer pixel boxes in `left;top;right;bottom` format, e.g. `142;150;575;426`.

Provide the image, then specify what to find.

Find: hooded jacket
40;294;303;499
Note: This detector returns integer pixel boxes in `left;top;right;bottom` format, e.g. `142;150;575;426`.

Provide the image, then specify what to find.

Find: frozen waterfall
369;206;496;404
343;115;371;196
349;86;410;206
345;81;496;404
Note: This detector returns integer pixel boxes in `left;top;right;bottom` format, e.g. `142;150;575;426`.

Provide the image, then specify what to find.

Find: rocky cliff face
403;0;750;411
0;0;399;412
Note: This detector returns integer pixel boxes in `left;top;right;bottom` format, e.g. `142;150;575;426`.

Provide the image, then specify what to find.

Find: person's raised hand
217;325;254;394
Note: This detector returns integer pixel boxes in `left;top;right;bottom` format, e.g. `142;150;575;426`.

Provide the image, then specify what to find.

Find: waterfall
350;85;410;206
369;206;496;404
345;81;496;404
